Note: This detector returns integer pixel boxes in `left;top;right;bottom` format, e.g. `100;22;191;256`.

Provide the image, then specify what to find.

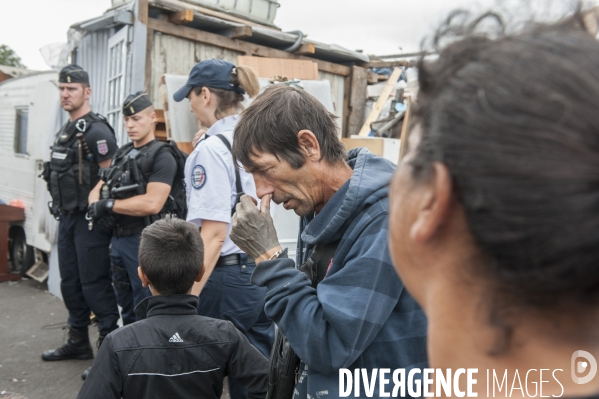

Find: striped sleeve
252;208;402;374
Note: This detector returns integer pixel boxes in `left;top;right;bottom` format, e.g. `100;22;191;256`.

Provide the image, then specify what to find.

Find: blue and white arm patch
191;165;207;189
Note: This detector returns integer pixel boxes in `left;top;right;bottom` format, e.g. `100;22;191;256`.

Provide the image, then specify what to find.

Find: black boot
42;326;94;361
81;335;105;380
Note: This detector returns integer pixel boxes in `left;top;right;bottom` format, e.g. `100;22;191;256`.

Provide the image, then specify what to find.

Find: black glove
88;199;114;220
96;214;118;230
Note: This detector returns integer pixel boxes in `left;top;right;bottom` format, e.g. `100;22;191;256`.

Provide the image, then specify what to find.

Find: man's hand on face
230;194;281;261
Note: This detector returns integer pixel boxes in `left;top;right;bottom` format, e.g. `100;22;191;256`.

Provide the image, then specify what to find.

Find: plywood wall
149;32;242;106
149;32;346;134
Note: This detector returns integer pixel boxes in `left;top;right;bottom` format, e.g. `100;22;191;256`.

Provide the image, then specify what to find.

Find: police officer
174;59;274;399
88;92;183;330
42;65;120;366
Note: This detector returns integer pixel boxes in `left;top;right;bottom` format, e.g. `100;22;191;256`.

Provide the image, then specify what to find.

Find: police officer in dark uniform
88;92;184;328
41;65;120;365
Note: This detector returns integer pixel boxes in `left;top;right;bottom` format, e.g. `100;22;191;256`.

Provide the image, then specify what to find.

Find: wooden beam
238;56;318;80
294;43;315;55
146;18;351;76
221;26;253;39
342;75;350;137
151;0;266;28
358;67;402;136
346;66;368;136
144;27;155;95
367;72;379;84
366;60;409;69
138;0;149;24
169;9;194;24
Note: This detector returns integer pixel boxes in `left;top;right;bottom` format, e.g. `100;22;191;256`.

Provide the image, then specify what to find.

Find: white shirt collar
205;114;239;138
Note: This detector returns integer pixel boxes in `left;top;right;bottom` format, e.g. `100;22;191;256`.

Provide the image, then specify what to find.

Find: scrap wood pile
358;58;418;141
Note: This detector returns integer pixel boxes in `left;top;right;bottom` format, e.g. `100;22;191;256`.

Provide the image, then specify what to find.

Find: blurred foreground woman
389;8;599;398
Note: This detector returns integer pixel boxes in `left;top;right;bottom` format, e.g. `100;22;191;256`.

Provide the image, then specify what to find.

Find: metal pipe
283;30;304;53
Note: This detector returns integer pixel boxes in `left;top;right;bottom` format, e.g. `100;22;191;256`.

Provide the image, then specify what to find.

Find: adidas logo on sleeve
169;333;183;343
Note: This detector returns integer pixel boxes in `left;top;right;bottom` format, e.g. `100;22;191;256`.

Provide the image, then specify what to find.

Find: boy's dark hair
411;6;599;307
138;216;204;295
232;85;347;171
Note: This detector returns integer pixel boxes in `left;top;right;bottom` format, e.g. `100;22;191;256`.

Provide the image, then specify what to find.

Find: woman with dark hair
389;8;599;398
173;59;272;399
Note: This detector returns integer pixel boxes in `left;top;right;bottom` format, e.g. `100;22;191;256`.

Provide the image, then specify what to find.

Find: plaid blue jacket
251;148;428;399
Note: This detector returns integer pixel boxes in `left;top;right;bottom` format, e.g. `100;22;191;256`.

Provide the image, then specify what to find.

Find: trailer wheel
9;228;35;276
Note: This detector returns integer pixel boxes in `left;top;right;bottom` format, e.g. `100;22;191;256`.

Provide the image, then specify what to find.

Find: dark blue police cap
59;64;89;84
173;59;245;102
122;91;153;116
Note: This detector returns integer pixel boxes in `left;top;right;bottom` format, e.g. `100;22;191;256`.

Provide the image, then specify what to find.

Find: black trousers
198;256;274;399
57;212;119;336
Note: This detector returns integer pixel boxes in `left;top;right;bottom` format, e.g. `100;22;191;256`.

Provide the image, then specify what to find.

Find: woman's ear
297;130;321;161
202;87;211;106
410;163;453;243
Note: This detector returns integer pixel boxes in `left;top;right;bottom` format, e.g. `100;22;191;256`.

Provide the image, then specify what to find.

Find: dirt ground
0;278;231;399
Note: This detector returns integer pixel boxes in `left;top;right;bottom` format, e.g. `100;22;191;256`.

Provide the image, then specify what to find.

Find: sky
0;0;593;71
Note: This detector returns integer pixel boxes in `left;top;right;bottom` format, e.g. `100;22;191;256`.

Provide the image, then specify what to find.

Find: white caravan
0;72;62;277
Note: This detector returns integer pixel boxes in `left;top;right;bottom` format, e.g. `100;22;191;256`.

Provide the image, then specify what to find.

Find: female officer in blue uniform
174;59;273;399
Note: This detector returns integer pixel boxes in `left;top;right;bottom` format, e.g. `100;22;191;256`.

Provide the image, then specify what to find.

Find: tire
9;228;35;277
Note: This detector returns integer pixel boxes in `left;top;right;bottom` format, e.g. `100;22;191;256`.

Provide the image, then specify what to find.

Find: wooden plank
221;26;252;39
146;18;351;76
158;76;172;139
346;66;368;137
144;27;155;95
237;56;318;80
294;43;315;55
399;96;413;162
358;67;401;136
367;60;409;69
138;0;149;24
169;9;194;24
367;72;379;84
342;75;350;137
342;137;384;156
155;109;165;122
151;0;268;28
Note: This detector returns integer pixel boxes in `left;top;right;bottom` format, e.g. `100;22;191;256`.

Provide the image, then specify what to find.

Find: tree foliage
0;45;26;68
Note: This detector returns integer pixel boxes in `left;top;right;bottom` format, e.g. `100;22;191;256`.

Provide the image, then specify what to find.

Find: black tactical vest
44;112;114;216
103;139;187;232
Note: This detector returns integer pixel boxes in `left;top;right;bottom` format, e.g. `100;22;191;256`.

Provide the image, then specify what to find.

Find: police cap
173;59;244;102
122;92;153;116
59;64;89;84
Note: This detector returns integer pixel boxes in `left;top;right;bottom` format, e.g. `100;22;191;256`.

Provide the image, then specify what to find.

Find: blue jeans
110;234;151;325
198;256;274;399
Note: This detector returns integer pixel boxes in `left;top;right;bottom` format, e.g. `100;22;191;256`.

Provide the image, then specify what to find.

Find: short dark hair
138;216;204;295
232;85;347;170
411;7;599;307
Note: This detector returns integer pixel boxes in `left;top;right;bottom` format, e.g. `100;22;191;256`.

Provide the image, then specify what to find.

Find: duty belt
113;225;145;238
215;254;255;267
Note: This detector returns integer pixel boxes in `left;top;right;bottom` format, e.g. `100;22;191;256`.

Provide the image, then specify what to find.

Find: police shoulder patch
97;140;108;156
191;165;206;189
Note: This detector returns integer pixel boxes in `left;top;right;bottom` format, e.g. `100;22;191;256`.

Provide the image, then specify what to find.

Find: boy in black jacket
77;216;268;399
